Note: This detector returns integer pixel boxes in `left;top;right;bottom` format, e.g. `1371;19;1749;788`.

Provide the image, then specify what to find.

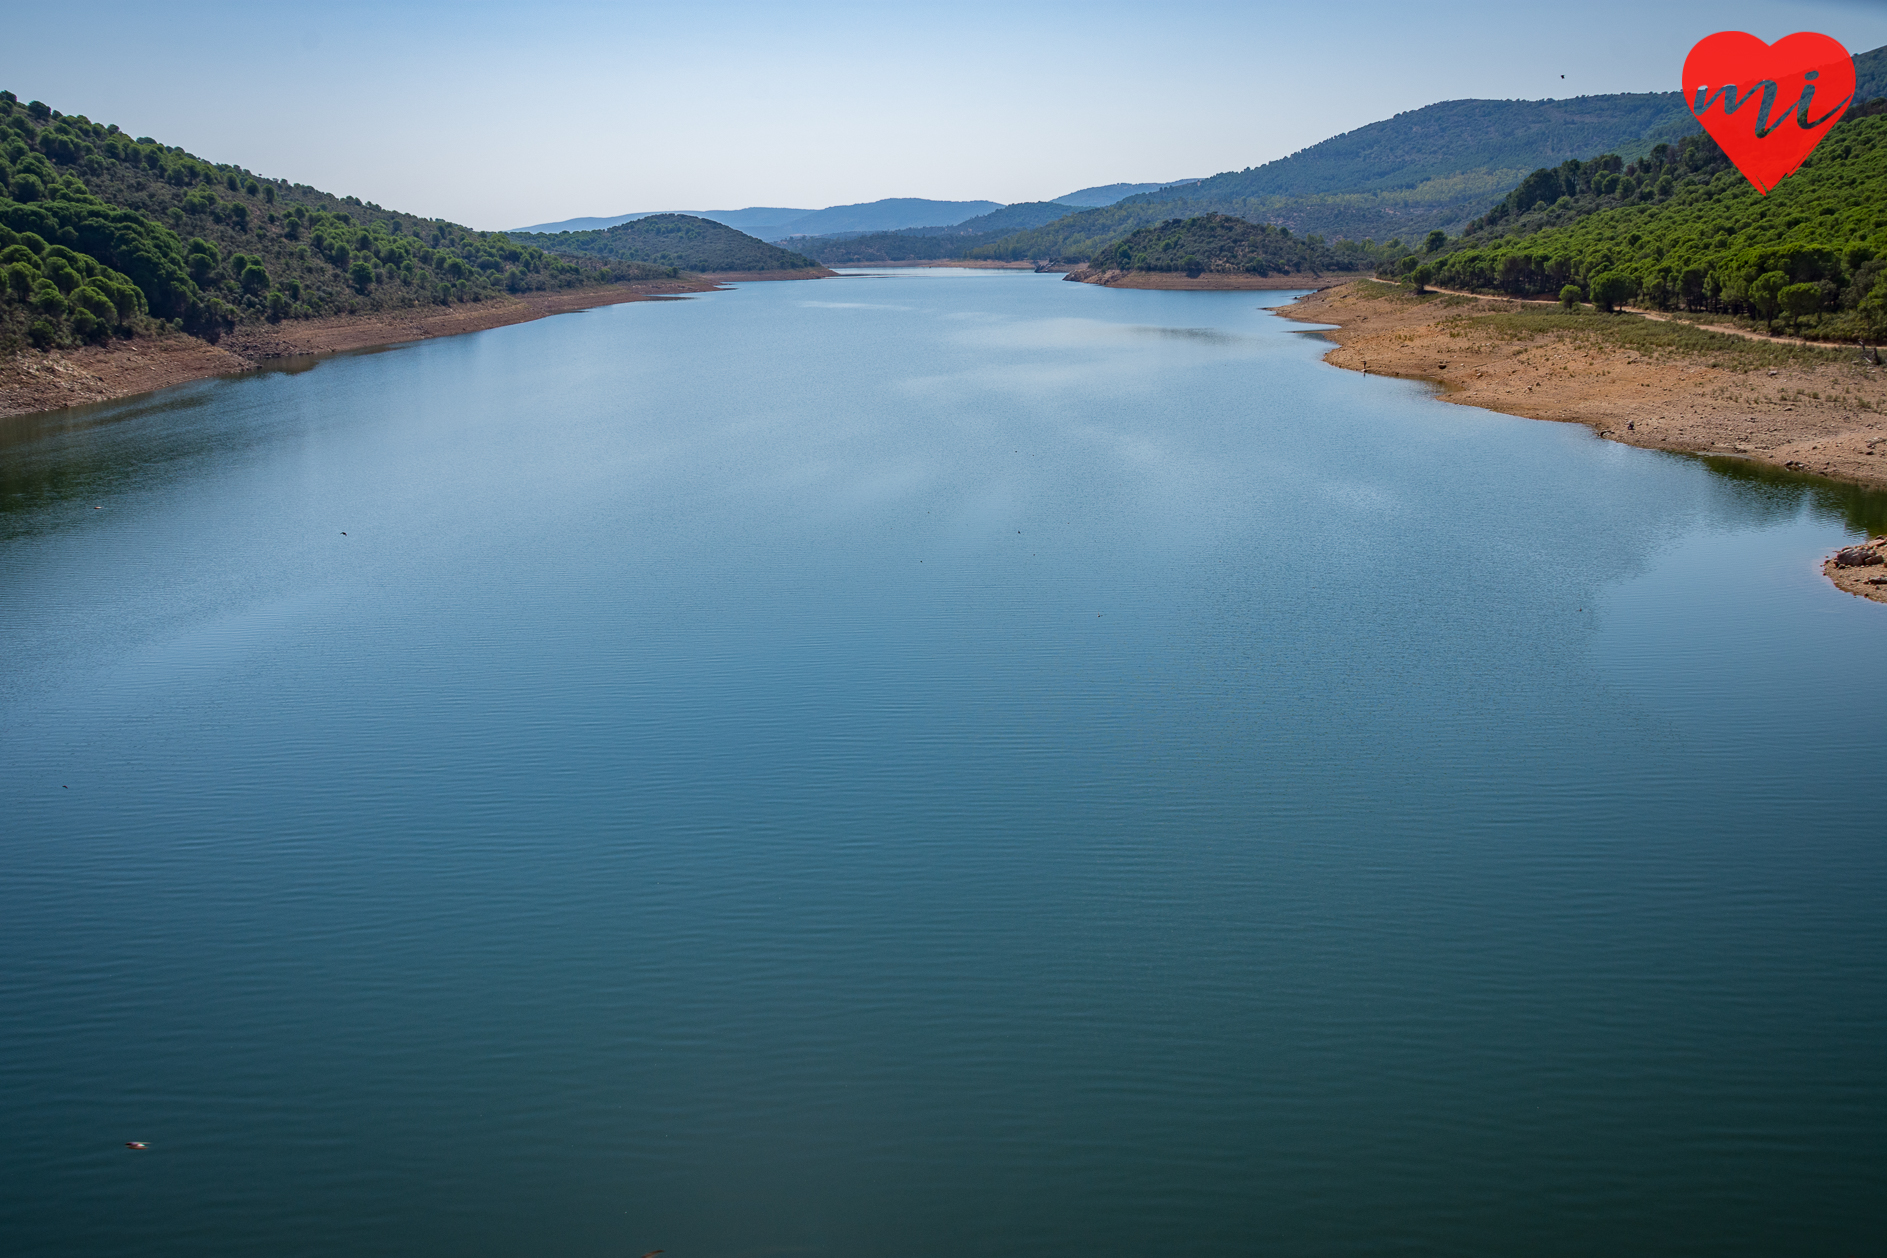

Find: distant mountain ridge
519;44;1887;271
511;198;1000;241
787;202;1084;266
1052;179;1202;206
969;91;1717;263
512;207;810;235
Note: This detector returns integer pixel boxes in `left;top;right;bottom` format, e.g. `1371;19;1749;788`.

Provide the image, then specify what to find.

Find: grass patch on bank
1446;307;1854;370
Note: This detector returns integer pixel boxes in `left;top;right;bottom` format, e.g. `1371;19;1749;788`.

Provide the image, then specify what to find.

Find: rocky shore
1825;537;1887;605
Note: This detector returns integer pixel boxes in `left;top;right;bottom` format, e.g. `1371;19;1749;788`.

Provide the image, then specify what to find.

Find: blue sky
4;0;1886;229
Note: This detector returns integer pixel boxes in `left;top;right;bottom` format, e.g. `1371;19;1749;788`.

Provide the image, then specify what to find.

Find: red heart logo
1684;31;1854;193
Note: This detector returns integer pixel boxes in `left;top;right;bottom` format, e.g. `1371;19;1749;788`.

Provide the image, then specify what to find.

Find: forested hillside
793;202;1077;265
961;90;1711;263
1402;110;1887;342
513;215;819;272
1857;42;1887;105
0;91;637;355
1087;214;1381;277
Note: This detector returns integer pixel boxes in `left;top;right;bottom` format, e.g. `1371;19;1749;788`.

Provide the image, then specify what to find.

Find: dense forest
512;214;819;272
1395;105;1887;341
0;90;650;355
1088;213;1382;276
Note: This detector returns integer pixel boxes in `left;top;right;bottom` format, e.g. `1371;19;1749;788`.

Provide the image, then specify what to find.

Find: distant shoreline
1066;267;1360;291
833;259;1038;270
0;270;831;423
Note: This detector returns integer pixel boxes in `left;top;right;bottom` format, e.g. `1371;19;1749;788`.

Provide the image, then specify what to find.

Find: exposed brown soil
0;333;252;418
1824;537;1887;605
0;272;835;420
1069;267;1360;291
1277;280;1887;605
1279;282;1887;486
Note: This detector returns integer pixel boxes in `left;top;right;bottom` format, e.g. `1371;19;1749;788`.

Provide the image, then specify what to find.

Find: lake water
2;268;1884;1257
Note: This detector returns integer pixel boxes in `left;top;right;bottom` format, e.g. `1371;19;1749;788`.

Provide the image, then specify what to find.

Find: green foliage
1091;213;1383;278
0;88;628;353
513;214;815;273
1559;283;1582;309
1410;113;1887;342
1589;270;1634;311
1778;282;1823;320
792;202;1088;265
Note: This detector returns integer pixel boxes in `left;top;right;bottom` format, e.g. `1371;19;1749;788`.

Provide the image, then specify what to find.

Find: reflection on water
1;271;1883;1258
1698;452;1887;535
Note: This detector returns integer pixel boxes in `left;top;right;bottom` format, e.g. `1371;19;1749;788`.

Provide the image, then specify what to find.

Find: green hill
1087;213;1381;277
966;91;1712;264
513;214;822;272
792;202;1077;265
1406;111;1887;342
0;90;638;355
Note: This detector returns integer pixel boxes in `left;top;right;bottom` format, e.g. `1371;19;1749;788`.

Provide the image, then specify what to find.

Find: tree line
0;90;635;354
1388;108;1887;341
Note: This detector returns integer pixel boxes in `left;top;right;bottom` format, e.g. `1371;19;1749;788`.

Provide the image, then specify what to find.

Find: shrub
1778;282;1822;319
69;284;116;321
31;281;67;317
1409;262;1435;293
1589;270;1635;311
1748;270;1789;320
1560;283;1583;309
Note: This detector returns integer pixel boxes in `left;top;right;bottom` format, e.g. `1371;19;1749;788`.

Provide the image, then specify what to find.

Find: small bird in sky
125;1142;149;1150
641;1251;665;1257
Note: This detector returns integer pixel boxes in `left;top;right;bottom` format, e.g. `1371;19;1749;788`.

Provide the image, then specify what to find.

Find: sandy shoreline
1276;280;1887;603
0;270;836;422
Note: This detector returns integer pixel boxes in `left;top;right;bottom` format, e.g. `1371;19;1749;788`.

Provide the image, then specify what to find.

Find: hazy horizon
4;0;1886;231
